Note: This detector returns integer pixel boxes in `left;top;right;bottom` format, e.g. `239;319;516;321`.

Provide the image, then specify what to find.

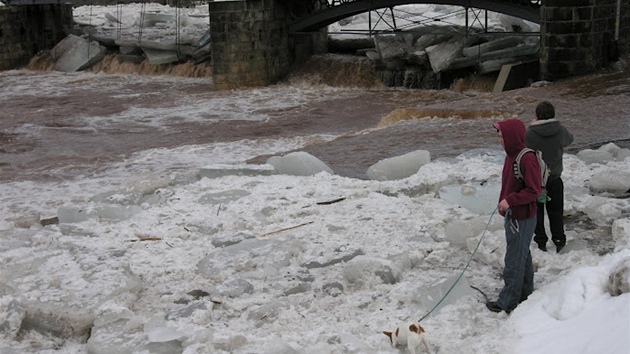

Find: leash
418;206;499;322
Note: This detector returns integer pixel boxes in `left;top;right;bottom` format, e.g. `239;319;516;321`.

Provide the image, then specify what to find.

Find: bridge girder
289;0;541;33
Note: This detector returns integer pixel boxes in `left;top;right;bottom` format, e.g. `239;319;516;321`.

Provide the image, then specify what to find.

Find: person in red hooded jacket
486;119;542;314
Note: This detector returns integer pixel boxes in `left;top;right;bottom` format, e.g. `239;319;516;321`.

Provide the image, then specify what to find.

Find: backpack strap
512;148;534;181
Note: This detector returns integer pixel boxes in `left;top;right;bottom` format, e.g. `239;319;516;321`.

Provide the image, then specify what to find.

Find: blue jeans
497;216;536;313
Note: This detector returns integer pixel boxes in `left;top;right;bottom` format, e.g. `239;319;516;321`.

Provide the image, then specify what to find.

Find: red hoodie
494;119;541;219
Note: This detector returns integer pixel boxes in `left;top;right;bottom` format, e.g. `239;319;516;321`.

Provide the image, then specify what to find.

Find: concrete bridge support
540;0;629;81
209;0;325;90
0;5;72;70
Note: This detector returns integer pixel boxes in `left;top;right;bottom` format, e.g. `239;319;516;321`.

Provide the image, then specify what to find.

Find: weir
0;0;628;88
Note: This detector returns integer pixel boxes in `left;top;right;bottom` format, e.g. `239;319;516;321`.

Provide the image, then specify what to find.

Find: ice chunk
426;41;463;73
267;151;333;176
558;239;589;254
144;317;186;343
0;296;25;340
576;149;614;164
51;34;107;72
415;33;453;51
616;148;630;161
6;251;143;339
588;170;630;196
93;307;134;328
214;334;247;352
143;48;179;65
598;142;621;157
366;150;430;181
165;302;207;321
416;275;474;317
211;277;254;299
262;339;300;354
342;255;401;287
135;12;176;27
608;257;630;296
198;189;251;205
197;238;280;279
88;317;182;354
498;15;539;32
247;300;287;322
57;204;142;223
57;206;90;223
584;196;622;226
612;218;630;251
439;182;500;214
122;172;170;196
444;217;487;247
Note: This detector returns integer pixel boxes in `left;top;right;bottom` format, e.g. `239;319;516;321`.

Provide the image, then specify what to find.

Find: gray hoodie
525;119;574;179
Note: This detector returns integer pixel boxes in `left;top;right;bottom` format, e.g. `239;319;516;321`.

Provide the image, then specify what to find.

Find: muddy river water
0;61;629;182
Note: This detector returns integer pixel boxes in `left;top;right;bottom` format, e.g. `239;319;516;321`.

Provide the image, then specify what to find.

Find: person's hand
498;199;510;212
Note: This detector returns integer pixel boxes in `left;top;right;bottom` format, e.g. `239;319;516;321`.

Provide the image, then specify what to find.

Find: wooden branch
126;235;163;242
260;221;314;237
316;197;346;205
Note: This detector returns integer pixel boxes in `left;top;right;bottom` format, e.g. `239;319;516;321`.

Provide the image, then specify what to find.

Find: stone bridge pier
0;5;72;70
540;0;629;81
208;0;326;90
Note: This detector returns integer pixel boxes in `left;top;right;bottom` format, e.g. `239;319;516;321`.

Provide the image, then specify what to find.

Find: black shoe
553;239;566;253
556;243;565;253
486;301;503;313
536;241;547;252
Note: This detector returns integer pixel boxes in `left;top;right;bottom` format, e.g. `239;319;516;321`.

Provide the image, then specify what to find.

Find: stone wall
617;0;630;55
209;0;291;90
540;0;629;81
0;5;72;70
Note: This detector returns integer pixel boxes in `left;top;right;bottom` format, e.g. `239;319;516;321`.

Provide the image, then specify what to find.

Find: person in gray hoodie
525;101;574;253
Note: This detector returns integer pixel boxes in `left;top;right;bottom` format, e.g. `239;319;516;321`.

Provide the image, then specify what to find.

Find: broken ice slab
51;34;107;72
142;48;180;65
57;204;142;223
416;275;475;317
197;189;251;205
135;12;176;27
4;250;143;340
367;149;430;181
588;170;630;196
267;151;333;176
426;41;464;73
558;239;588;254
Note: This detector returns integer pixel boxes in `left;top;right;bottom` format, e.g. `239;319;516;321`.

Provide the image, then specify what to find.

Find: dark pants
498;216;535;313
534;177;566;247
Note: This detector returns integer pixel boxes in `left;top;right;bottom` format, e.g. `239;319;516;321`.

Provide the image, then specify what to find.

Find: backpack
513;148;550;203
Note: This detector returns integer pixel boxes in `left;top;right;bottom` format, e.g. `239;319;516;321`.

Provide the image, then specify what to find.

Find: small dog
383;322;430;354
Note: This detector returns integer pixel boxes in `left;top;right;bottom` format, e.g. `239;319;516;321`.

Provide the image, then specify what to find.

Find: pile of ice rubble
0;143;629;353
50;6;212;72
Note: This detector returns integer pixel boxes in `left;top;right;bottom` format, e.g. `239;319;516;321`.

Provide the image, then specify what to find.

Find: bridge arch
289;0;541;33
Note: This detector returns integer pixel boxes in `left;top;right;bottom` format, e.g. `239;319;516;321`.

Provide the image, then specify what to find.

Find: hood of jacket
494;119;526;157
528;118;562;138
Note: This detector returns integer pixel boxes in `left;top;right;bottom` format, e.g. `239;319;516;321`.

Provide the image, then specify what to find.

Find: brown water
1;55;629;182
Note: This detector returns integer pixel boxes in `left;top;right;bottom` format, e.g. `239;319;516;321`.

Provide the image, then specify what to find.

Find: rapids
1;54;629;182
